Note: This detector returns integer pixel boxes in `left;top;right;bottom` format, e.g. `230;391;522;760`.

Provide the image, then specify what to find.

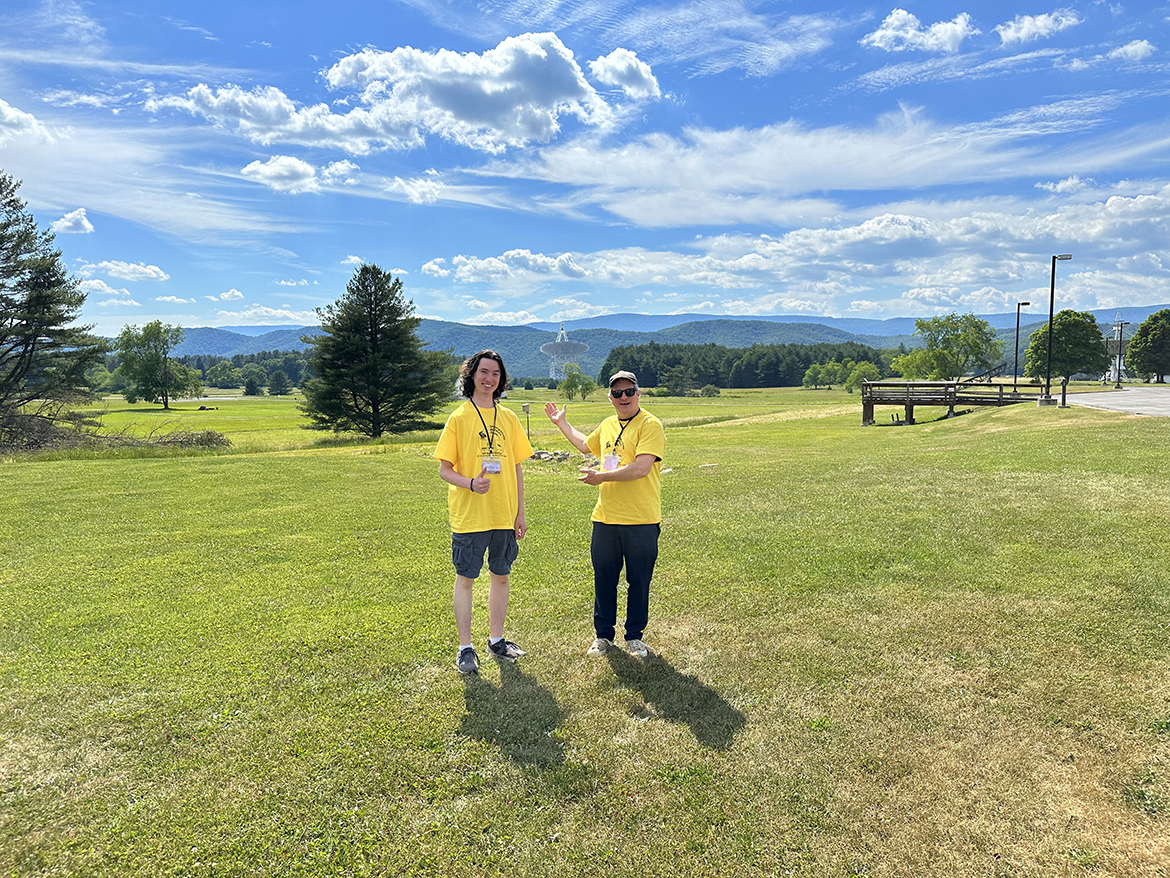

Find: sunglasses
610;387;638;398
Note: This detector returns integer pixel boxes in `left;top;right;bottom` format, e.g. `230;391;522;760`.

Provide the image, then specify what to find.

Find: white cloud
1108;40;1156;62
276;279;309;286
79;260;170;281
449;249;588;283
605;4;839;77
422;258;450;277
155;295;195;304
466;310;542;325
861;9;980;54
387;174;445;204
51;207;94;233
589;49;660;100
341;255;364;265
321;160;359;185
152;33;613;155
0;98;53;145
99;296;141;307
219;288;244;300
79;278;128;297
995;9;1081;45
241;155;319;193
546;298;614;321
1036;175;1094;194
214;305;320;324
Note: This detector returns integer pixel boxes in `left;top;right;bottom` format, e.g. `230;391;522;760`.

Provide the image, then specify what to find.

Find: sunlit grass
2;391;1168;876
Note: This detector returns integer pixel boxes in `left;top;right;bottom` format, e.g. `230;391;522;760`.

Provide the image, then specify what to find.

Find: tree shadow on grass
460;661;567;767
606;650;746;750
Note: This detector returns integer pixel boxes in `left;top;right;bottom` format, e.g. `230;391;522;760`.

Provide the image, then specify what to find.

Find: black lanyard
471;401;498;455
614;410;639;451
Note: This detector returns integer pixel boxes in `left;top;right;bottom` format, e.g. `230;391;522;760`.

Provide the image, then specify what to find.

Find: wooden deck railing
860;380;1045;425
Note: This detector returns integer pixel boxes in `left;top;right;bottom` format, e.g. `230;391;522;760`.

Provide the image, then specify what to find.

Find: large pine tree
301;265;450;437
0;173;107;445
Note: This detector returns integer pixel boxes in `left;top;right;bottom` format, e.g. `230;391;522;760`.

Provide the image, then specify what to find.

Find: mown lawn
1;389;1167;876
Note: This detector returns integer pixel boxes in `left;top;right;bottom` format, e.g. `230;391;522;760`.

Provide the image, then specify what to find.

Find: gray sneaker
587;637;614;656
488;638;526;661
456;646;479;674
625;639;652;658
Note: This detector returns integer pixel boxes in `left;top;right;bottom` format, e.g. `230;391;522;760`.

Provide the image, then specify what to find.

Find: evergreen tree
267;369;292;395
0;173;108;444
301;265;449;437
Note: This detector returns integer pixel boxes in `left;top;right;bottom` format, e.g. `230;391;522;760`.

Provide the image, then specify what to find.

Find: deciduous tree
301;265;448;437
1023;310;1108;382
558;363;595;400
892;313;1002;380
1124;309;1170;383
116;321;202;408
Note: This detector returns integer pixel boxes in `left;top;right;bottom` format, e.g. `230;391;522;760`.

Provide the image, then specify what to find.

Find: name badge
483;456;502;474
603;454;620;472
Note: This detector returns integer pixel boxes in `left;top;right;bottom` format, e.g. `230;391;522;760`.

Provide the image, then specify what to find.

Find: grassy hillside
4;392;1167;876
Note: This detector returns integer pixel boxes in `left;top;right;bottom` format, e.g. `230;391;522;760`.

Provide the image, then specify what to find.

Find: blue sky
1;0;1167;336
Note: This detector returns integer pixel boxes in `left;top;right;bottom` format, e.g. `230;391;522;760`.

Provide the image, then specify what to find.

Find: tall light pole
1043;254;1072;400
1113;319;1129;389
1013;301;1030;393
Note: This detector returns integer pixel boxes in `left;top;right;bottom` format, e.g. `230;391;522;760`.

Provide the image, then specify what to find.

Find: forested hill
174;317;916;378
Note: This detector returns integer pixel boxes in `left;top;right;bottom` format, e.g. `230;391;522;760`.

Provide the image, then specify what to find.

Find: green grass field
2;388;1168;876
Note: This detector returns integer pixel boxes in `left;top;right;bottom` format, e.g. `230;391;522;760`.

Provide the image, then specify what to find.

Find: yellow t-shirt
434;401;533;533
585;408;665;525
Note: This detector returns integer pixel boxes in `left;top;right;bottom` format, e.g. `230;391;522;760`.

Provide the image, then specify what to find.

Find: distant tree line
598;340;888;389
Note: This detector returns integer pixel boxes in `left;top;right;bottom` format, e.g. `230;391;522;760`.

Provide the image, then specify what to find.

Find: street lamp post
1113;321;1129;389
1013;301;1030;393
1043;254;1072;402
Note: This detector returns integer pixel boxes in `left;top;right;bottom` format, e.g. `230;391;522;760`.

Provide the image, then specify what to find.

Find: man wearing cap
544;370;666;658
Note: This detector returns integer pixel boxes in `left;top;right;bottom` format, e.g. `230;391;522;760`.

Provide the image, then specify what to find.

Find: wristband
468;477;474;491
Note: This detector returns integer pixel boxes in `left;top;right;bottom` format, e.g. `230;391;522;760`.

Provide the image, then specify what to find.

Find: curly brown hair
459;350;508;400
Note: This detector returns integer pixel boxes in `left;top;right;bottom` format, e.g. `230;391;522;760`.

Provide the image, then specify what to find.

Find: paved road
1067;386;1170;417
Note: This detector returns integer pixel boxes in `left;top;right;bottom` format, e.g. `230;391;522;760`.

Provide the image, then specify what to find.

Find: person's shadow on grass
605;650;746;750
460;660;567;767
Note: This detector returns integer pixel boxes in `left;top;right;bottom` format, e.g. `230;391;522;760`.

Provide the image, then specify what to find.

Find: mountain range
173;305;1168;379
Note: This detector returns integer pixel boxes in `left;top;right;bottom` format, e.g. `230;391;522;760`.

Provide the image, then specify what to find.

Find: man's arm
578;452;656;485
544;402;591;454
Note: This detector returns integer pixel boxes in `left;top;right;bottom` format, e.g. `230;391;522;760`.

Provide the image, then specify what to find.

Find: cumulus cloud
79;260;169;281
321;160;359;185
341;255;364;265
155;295;195;303
204;288;245;301
0;98;53;145
79;278;129;297
449;248;588;283
215;305;320;324
861;9;980;54
422;258;451;277
151;33;613;155
466;310;542;325
1108;40;1156;62
387;172;445;204
241;155;319;193
589;49;660;100
276;279;309;286
995;9;1081;45
1036;175;1094;193
51;207;94;233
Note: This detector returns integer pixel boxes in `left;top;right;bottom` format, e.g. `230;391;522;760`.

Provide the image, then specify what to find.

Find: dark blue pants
590;521;660;642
